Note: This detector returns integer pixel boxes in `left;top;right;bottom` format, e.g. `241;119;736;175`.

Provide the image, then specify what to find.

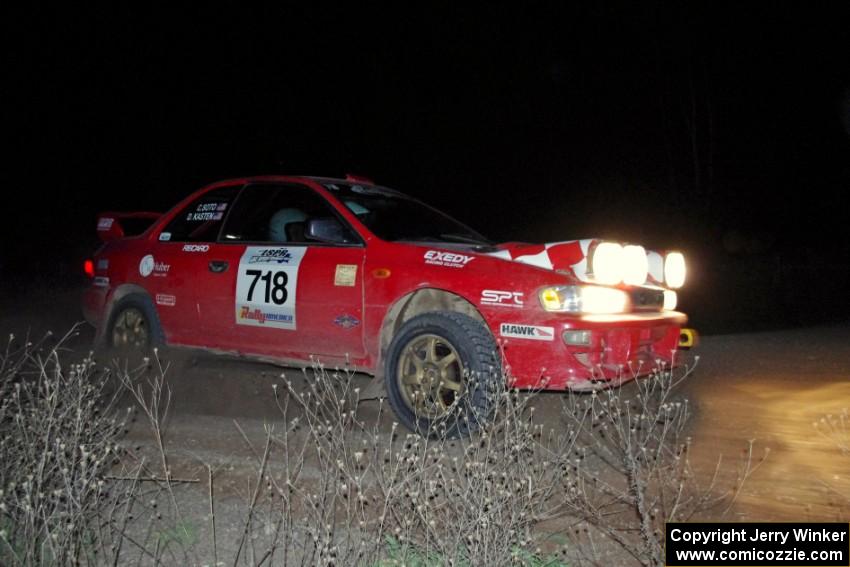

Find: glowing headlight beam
664;252;686;289
591;242;625;285
623;245;649;285
663;290;677;310
580;285;630;313
538;285;629;314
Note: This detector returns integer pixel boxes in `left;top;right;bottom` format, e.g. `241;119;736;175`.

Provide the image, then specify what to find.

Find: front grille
630;287;665;311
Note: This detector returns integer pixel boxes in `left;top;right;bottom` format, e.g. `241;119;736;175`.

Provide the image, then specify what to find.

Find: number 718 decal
235;247;307;329
245;270;288;304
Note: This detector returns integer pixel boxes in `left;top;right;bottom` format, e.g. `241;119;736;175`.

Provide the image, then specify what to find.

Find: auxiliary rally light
664;251;686;288
589;241;686;288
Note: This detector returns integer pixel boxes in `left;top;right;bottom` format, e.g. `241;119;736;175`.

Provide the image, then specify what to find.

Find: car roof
208;175;375;187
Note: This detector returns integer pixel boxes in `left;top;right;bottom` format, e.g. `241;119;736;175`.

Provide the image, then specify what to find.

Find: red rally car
83;175;692;435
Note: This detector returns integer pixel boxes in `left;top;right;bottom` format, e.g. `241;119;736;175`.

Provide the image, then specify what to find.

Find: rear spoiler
96;211;161;242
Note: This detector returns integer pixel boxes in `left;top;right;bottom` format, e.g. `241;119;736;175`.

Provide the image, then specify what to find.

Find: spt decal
481;290;524;308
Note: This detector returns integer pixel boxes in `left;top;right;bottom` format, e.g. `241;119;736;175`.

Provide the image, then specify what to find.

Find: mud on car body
83;175;692;435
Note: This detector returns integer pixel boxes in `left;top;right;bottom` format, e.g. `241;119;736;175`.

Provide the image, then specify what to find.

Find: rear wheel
104;294;163;352
385;312;501;437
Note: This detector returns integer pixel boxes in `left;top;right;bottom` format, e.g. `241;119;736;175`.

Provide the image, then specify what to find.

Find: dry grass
0;332;755;566
0;329;130;565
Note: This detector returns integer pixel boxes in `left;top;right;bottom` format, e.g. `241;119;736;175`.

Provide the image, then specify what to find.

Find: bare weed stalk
556;357;764;566
2;331;756;567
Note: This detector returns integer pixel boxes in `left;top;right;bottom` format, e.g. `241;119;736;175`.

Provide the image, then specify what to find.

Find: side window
220;183;359;244
160;185;241;242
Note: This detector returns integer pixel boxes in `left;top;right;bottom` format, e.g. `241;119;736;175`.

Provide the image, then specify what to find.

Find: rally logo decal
139;255;170;277
235;246;306;330
424;250;474;268
499;323;555;341
248;248;293;264
333;314;361;329
481;290;524;308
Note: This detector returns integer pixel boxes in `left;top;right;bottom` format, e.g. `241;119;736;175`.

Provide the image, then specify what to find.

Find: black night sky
4;3;850;332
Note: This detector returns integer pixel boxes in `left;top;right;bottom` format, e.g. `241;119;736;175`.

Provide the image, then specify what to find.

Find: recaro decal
182;244;210;252
235;246;306;330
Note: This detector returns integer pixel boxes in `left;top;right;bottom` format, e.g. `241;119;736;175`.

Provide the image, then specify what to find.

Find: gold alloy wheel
111;307;150;349
397;333;465;418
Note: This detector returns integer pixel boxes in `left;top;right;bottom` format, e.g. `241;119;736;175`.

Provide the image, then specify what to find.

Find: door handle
208;260;229;273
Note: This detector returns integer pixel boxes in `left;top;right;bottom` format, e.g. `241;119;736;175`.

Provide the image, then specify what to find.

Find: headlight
539;285;629;314
663;290;678;310
590;242;624;285
622;245;648;285
664;252;686;288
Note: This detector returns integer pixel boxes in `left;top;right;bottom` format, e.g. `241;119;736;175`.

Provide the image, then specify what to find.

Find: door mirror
306;218;351;244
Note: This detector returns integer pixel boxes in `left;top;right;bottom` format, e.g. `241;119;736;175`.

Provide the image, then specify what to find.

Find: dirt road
3;287;850;523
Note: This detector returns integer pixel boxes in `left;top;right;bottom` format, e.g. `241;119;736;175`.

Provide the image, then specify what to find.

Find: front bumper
501;311;688;391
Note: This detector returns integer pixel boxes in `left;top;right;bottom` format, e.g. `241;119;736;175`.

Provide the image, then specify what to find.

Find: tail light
84;259;95;278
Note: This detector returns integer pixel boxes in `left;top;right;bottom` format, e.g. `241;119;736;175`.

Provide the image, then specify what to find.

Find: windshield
322;182;491;245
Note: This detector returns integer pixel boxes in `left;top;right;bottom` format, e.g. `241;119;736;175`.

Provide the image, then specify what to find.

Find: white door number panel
235;246;307;330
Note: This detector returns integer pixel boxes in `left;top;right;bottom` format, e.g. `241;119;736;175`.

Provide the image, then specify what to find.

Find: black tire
384;311;502;437
102;293;164;352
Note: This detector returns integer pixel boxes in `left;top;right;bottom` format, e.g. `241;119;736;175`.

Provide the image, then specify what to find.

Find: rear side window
220;183;360;244
160;185;241;242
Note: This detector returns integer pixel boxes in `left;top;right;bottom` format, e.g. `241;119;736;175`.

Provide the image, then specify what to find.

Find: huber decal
139;255;155;277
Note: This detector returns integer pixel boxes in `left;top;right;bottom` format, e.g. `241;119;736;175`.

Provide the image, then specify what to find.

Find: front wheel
384;311;502;437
